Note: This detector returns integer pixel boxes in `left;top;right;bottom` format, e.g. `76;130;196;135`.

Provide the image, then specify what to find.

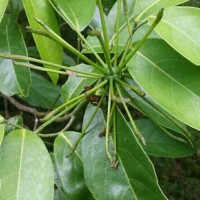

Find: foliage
0;0;199;199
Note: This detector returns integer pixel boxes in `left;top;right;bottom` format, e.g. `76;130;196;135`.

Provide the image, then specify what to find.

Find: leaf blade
54;131;93;200
82;105;167;199
148;7;200;65
0;17;31;96
134;0;189;21
116;108;167;200
0;0;9;23
21;72;62;109
82;105;136;200
128;39;200;130
0;129;54;200
135;119;195;158
52;0;96;31
22;0;63;84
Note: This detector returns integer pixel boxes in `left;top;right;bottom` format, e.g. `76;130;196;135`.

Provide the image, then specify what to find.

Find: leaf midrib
60;133;82;161
137;51;200;100
16;130;25;200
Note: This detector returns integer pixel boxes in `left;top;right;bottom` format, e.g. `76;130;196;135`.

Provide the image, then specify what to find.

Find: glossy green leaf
115;108;167;199
149;7;200;65
54;131;93;200
128;39;200;130
0;129;54;200
5;115;23;134
0;17;31;96
136;119;195;158
50;0;96;31
0;124;5;146
82;105;167;199
134;0;188;22
124;80;187;135
22;0;63;84
82;105;136;200
0;0;9;23
62;64;96;101
21;72;62;109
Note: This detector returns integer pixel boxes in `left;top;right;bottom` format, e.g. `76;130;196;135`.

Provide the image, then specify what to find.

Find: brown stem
0;93;72;123
0;93;46;117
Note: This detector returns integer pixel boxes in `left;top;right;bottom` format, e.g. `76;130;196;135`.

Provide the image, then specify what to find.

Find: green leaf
128;39;200;131
134;0;189;22
62;64;97;101
136;119;195;158
5;115;23;134
0;129;54;199
0;124;5;146
54;131;93;200
82;105;136;200
21;0;63;84
21;72;63;109
0;0;9;23
82;105;167;199
115;108;167;199
50;0;96;31
0;16;31;96
149;7;200;65
123;80;188;135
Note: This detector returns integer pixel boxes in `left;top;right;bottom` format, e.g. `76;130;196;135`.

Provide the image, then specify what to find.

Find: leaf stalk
116;8;164;73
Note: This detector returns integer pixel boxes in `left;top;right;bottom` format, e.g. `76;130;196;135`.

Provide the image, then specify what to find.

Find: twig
97;0;113;73
41;80;108;122
0;93;46;117
3;97;9;118
33;117;39;131
116;83;146;145
0;93;74;123
61;116;75;132
105;81;115;166
61;99;87;132
116;8;164;73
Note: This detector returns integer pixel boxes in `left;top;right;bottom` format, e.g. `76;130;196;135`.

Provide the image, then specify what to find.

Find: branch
0;93;45;117
0;93;72;123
